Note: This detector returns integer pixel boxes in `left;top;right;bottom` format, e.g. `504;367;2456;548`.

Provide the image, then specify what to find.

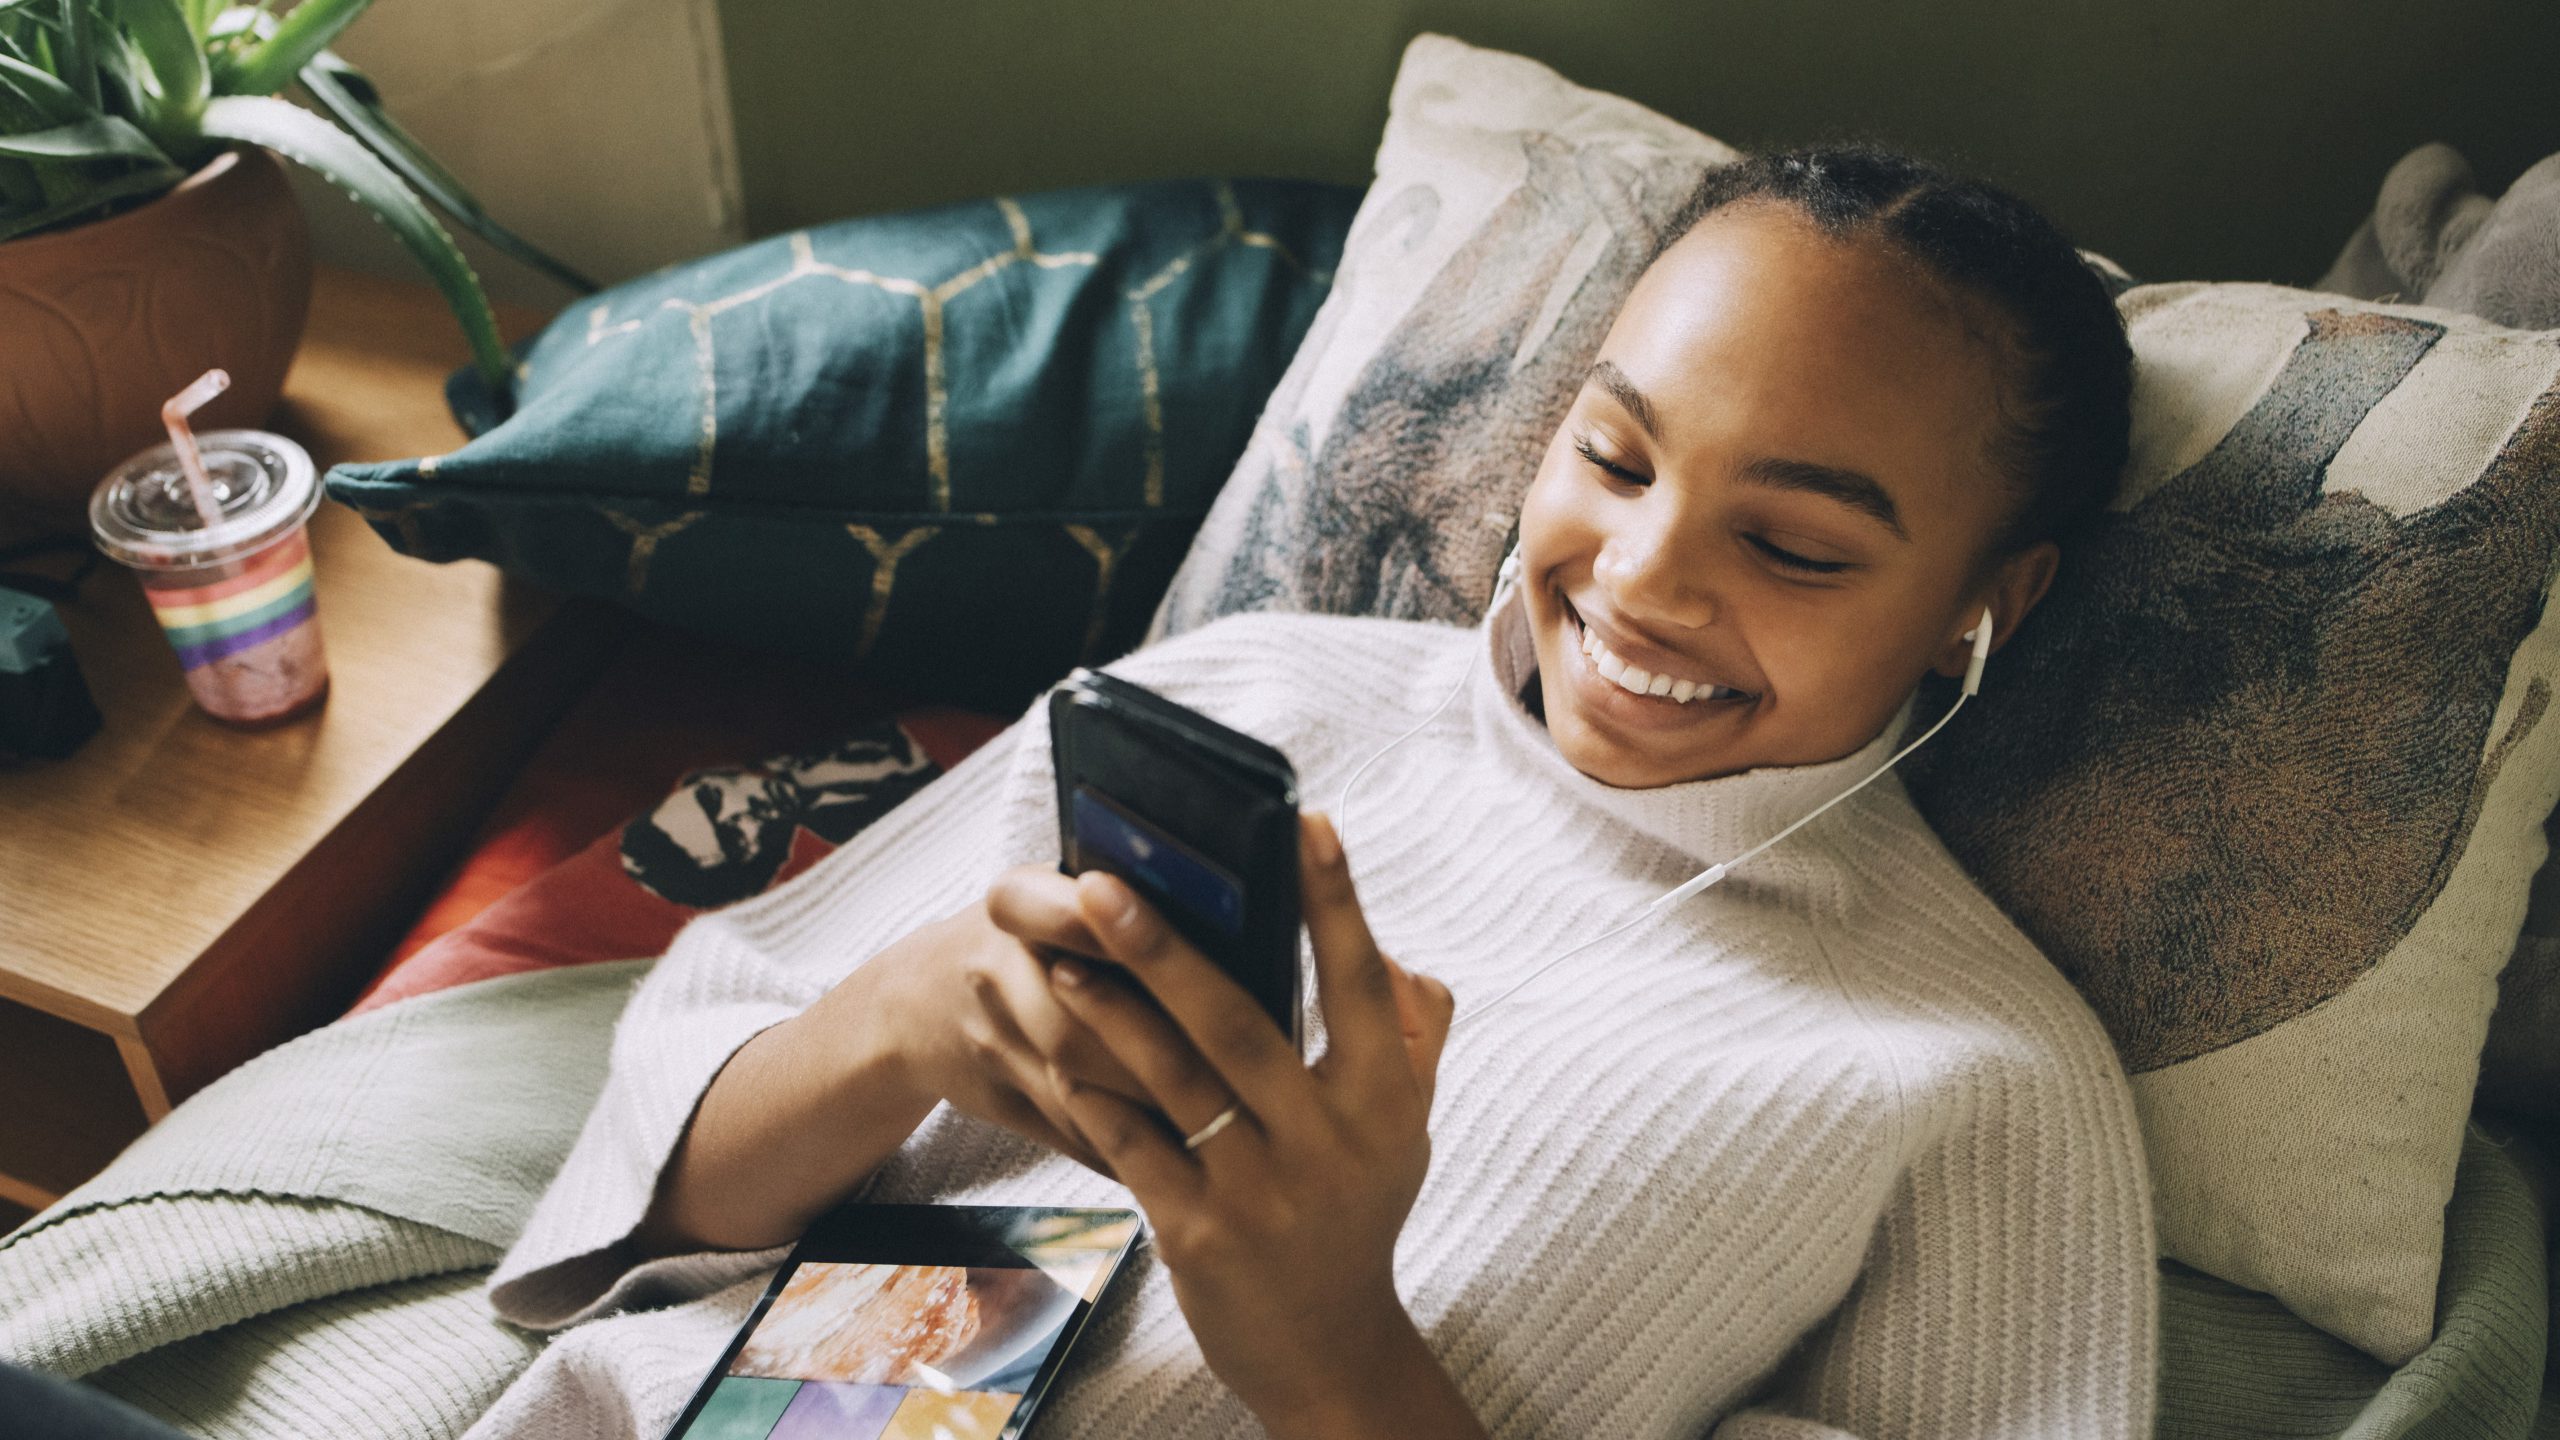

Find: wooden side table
0;269;619;1215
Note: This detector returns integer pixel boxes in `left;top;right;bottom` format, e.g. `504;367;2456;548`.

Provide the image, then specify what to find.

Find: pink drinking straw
161;368;232;530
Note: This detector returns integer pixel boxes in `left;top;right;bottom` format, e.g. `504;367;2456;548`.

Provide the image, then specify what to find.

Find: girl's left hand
991;813;1479;1439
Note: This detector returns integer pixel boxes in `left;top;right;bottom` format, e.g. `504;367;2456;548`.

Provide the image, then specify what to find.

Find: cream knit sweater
472;590;2159;1439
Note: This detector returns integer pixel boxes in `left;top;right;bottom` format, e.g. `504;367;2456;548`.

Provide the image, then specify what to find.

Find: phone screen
665;1207;1141;1440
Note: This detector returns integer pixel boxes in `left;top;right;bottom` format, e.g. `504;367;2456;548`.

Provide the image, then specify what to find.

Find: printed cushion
326;178;1361;713
355;718;950;1012
1899;283;2560;1364
1150;36;1738;635
1146;32;2560;1364
351;629;1006;1014
2316;159;2560;1134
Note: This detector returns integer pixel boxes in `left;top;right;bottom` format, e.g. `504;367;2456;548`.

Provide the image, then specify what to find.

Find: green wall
715;0;2557;288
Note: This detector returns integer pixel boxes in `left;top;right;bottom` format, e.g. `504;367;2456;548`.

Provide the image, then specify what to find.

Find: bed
6;30;2557;1440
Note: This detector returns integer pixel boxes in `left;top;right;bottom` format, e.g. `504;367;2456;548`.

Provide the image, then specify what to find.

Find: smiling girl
475;146;2156;1439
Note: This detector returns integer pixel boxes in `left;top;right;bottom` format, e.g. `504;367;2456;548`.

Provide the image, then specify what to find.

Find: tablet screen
666;1206;1141;1440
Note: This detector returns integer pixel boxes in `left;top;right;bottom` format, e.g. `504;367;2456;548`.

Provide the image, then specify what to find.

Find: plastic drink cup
90;428;330;726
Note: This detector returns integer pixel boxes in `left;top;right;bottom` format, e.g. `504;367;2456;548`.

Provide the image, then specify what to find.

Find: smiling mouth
1567;605;1754;706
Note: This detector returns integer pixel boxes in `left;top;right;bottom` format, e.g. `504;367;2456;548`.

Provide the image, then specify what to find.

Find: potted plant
0;0;585;520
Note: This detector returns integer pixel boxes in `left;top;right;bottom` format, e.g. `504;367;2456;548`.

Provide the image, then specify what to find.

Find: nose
1594;510;1717;631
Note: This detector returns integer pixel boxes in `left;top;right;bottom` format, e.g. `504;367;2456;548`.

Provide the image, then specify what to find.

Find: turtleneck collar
1468;579;1919;869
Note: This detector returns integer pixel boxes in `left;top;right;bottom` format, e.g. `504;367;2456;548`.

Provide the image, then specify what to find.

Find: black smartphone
660;1204;1142;1440
1048;667;1302;1051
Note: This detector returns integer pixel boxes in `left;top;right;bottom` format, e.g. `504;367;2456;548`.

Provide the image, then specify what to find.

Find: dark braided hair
1647;144;2134;569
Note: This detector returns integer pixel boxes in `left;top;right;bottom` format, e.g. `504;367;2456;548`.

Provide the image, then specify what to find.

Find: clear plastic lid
89;429;319;570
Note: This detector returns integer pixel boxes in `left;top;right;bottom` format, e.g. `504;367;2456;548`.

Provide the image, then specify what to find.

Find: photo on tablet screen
667;1208;1140;1440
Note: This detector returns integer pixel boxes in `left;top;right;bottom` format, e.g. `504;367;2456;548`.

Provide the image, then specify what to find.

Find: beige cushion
1902;281;2560;1364
1149;33;1739;635
1151;31;2560;1365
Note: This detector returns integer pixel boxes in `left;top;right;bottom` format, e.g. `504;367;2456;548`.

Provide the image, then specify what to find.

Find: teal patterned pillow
325;178;1359;710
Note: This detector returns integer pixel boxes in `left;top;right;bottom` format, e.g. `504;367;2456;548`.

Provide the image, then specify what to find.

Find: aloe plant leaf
0;2;63;47
203;1;269;53
0;112;167;162
0;50;90;121
198;94;509;390
90;25;147;116
214;0;363;96
0;152;39;205
111;0;206;127
0;153;174;237
299;49;597;294
57;0;97;108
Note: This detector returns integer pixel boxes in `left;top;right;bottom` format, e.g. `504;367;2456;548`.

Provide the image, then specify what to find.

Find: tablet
664;1205;1142;1440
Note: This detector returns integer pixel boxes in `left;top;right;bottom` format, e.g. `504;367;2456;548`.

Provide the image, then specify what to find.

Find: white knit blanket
0;960;648;1439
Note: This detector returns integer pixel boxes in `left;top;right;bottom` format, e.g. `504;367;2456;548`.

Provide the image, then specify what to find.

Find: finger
972;940;1153;1103
967;987;1114;1168
967;957;1151;1111
970;1069;1116;1178
1048;954;1256;1158
1298;813;1403;1092
1394;967;1456;1111
1072;872;1313;1128
1051;1068;1203;1207
985;866;1110;960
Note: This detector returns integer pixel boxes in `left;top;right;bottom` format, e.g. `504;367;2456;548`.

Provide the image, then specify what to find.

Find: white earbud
1490;544;1524;609
1961;606;1995;697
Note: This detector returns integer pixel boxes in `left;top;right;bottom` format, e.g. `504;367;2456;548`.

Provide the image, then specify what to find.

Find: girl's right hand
639;867;1155;1254
844;867;1162;1175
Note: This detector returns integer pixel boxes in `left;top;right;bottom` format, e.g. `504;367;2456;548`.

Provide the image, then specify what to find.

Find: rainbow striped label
143;530;317;672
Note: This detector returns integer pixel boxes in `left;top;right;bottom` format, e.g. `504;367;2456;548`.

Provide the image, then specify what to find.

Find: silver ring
1182;1105;1241;1151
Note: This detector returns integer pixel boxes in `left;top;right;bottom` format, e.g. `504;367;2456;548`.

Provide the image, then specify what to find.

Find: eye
1573;434;1647;487
1747;535;1853;575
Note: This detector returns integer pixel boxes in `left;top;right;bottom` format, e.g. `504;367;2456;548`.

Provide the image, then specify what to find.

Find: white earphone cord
1451;681;1972;1028
1335;557;1993;1030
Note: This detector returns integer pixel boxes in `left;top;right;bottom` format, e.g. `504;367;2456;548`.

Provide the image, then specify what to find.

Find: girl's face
1518;200;2060;789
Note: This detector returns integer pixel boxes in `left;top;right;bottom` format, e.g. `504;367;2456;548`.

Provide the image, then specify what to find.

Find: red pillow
349;627;1006;1014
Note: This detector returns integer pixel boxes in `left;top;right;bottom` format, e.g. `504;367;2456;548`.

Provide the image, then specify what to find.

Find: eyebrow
1583;359;1910;542
1589;360;1662;440
1741;457;1910;541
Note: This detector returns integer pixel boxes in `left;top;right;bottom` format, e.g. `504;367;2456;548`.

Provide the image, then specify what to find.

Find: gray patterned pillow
1148;36;1741;636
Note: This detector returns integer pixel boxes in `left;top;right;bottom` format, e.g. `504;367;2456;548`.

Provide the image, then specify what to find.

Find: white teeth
1573;615;1746;705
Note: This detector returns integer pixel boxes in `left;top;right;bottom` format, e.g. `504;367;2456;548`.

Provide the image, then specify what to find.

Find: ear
1932;540;2059;680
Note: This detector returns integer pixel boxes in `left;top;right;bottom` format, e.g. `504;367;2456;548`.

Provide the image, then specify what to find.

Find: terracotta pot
0;147;313;531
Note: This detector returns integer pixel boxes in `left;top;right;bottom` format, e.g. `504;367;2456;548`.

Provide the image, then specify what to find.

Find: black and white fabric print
620;718;940;910
1903;306;2560;1072
1192;135;1689;632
